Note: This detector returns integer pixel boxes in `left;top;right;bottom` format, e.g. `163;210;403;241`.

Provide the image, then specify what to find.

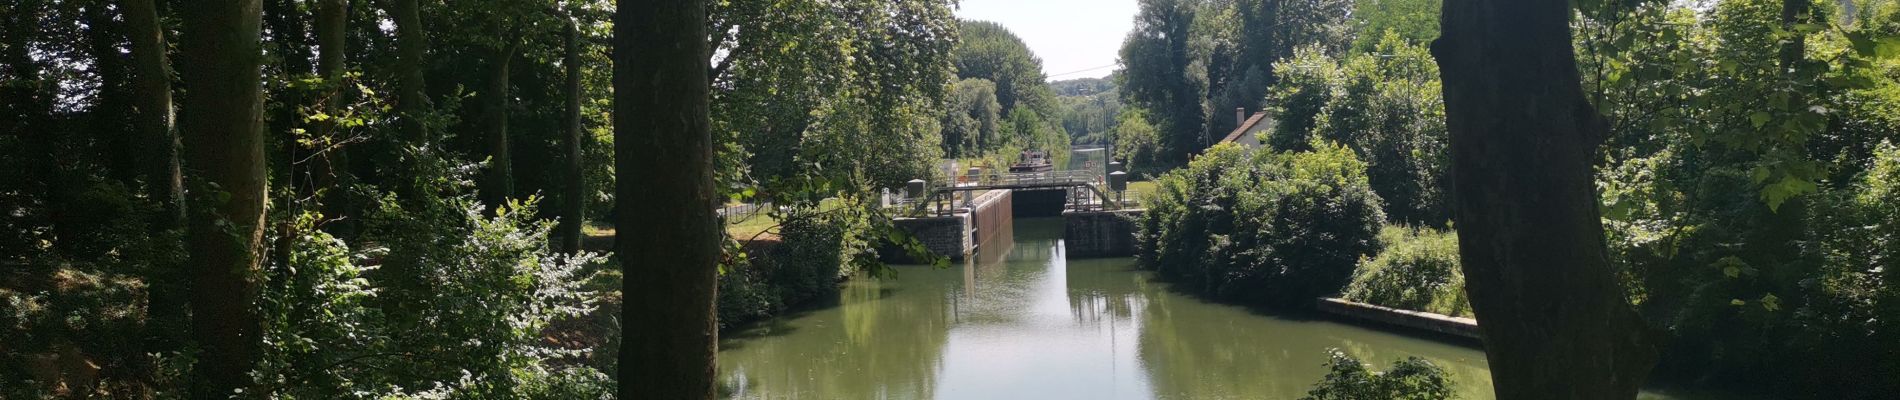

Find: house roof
1220;111;1270;144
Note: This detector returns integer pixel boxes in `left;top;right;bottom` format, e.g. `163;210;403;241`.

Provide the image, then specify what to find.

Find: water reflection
717;218;1497;399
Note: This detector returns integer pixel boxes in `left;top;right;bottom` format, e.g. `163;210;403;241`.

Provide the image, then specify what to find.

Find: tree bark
83;3;141;187
387;0;429;145
376;0;429;200
1431;0;1657;398
178;0;269;397
617;0;719;398
312;0;347;222
482;42;516;210
560;18;585;253
124;0;186;230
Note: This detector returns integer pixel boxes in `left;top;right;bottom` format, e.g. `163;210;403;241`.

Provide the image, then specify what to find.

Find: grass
1125;180;1157;195
583;212;783;244
725;211;780;240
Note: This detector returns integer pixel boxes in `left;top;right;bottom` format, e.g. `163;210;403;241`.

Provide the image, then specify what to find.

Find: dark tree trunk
482;42;516;210
312;0;347;224
1431;0;1657;398
83;3;141;187
122;0;189;370
387;0;429;145
560;18;585;253
124;0;186;230
376;0;430;205
178;0;269;397
617;0;719;398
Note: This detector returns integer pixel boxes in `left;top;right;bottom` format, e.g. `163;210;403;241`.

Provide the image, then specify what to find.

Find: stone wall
885;214;971;263
1062;209;1143;258
1315;297;1483;340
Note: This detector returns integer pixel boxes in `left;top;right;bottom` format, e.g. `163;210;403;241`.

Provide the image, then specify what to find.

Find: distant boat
1009;149;1054;173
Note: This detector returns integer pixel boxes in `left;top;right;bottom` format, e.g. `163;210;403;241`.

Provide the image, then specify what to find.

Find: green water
717;219;1504;399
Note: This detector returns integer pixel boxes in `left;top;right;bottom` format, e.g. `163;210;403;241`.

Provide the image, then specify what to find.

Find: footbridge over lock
880;168;1144;263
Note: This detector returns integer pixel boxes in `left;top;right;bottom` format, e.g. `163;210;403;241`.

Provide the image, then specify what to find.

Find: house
1218;107;1273;150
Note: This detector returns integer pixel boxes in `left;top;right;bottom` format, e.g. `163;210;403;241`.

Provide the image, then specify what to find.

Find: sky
953;0;1141;80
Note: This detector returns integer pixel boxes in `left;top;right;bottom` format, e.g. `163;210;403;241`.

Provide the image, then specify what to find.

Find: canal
717;218;1500;399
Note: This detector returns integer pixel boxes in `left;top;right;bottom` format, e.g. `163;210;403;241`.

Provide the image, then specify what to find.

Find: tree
618;0;719;398
386;0;429;145
1118;0;1206;167
310;0;347;220
482;39;518;210
178;0;269;396
124;0;184;229
1431;0;1656;397
955;20;1055;119
559;15;585;253
941;78;1003;157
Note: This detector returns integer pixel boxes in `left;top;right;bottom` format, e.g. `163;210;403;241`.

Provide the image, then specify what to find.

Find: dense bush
256;195;608;399
1266;32;1450;226
1135;143;1385;308
1576;0;1900;396
1300;349;1455;400
1342;226;1471;318
717;212;856;330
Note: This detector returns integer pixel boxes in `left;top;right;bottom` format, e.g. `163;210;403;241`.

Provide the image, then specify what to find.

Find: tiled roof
1220;111;1269;144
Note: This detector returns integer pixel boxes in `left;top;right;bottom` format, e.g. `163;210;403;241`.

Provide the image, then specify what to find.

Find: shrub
257;195;604;398
1343;226;1471;318
1301;349;1456;400
716;212;855;330
1135;143;1385;308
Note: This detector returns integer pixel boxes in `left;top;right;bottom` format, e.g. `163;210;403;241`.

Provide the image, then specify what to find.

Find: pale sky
954;0;1141;80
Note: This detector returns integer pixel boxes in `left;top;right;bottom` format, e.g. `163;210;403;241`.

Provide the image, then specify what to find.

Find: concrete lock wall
1315;297;1483;341
969;190;1013;248
884;190;1015;263
1063;209;1143;258
886;214;972;262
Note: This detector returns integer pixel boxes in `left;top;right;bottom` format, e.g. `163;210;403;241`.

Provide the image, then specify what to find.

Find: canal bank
720;218;1500;399
718;218;1735;400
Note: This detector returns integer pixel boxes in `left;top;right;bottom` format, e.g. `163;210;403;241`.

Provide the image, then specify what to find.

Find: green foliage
941;78;1005;158
711;0;956;190
1269;32;1450;226
1300;349;1456;400
1055;78;1122;145
1113;106;1165;177
1343;226;1470;318
1003;107;1072;157
1266;46;1341;152
1119;0;1211;169
955;20;1057;119
1118;0;1353;169
717;214;852;330
1349;0;1439;52
1051;77;1116;96
1578;0;1900;396
258;195;605;398
1135;143;1385;308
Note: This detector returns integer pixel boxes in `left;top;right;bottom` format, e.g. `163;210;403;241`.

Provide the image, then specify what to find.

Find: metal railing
882;169;1141;217
952;169;1100;189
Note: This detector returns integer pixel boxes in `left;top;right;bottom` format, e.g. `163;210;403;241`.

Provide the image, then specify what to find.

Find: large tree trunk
312;0;347;223
560;18;585;253
378;0;430;204
482;42;517;210
617;0;719;398
178;0;269;397
83;4;141;187
1431;0;1656;398
124;0;185;230
387;0;429;144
